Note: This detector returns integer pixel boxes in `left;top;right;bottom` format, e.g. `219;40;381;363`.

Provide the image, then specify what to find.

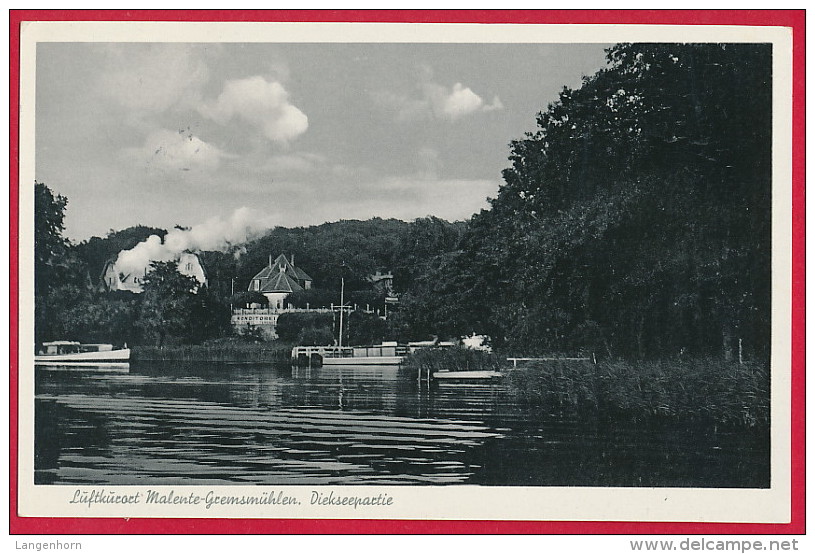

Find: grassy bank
505;358;769;427
132;339;294;363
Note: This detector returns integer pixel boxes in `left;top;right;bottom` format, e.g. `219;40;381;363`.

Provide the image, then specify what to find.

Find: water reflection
34;362;769;487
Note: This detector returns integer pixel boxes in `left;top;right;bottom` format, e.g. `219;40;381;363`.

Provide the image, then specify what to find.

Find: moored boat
291;343;407;366
35;341;130;364
321;342;407;366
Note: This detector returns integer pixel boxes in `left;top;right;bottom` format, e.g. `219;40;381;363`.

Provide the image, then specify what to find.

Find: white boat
35;362;130;371
35;341;130;365
432;370;503;380
321;343;406;366
322;356;404;366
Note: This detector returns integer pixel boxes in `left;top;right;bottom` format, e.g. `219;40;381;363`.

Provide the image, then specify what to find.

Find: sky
35;42;610;241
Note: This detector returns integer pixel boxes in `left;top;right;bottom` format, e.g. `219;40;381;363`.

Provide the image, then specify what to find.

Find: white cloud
376;80;503;122
199;76;308;143
439;83;484;119
124;128;230;171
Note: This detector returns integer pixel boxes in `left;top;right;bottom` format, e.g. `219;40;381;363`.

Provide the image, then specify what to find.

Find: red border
9;10;805;535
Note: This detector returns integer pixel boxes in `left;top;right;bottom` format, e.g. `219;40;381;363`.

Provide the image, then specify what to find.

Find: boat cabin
40;341;81;355
39;341;116;355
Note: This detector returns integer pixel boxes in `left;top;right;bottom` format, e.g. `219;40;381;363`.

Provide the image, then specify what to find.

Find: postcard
10;12;804;533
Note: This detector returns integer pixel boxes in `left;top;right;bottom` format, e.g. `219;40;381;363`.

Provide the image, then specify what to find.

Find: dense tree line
413;43;772;360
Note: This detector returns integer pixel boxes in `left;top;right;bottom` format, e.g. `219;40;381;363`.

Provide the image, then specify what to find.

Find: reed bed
401;346;501;374
132;341;293;363
404;348;768;426
505;358;769;427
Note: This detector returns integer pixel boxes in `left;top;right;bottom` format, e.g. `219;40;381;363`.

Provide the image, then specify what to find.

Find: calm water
35;362;769;487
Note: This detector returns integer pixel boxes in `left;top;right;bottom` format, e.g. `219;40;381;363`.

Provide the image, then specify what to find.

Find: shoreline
131;342;294;364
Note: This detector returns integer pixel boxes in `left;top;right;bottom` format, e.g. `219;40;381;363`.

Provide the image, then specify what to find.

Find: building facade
232;254;319;339
247;254;313;309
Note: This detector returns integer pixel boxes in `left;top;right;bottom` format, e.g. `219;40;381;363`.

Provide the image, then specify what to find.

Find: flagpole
338;276;345;349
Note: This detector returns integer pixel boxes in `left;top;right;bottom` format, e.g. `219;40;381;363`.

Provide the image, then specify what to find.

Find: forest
34;43;772;363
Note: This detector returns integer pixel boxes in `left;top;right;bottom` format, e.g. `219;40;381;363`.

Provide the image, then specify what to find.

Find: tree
34;182;69;298
136;261;201;346
346;311;387;346
34;182;92;343
286;288;338;309
48;289;140;346
444;43;771;359
392;216;465;291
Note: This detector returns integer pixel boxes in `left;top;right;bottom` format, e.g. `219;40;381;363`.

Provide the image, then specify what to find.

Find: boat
321;342;407;366
432;370;504;380
407;340;457;353
35;341;130;365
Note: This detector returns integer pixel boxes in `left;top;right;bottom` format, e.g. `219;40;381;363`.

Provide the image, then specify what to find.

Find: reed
505;358;769;427
132;341;293;363
401;346;501;373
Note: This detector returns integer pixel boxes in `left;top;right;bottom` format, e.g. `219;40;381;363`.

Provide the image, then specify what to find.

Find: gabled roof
252;254;292;280
260;270;304;293
251;253;313;285
250;265;276;281
291;265;313;282
276;254;313;282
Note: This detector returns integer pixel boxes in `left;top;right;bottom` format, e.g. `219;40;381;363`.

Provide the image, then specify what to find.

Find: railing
291;345;353;359
231;307;333;315
290;345;409;360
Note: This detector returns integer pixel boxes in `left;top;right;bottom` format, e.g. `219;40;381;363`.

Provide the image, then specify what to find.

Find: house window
186;262;192;271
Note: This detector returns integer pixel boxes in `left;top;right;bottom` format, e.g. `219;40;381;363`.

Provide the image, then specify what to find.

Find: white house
247;253;313;309
232;254;321;339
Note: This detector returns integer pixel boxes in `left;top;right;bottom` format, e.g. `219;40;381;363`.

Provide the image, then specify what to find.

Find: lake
35;362;769;487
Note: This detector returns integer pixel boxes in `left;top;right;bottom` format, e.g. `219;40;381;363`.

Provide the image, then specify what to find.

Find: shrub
402;346;501;373
276;312;334;343
231;291;268;308
347;311;387;346
297;326;335;346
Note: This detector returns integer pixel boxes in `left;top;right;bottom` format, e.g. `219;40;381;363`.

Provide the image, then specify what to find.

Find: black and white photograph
17;20;793;523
